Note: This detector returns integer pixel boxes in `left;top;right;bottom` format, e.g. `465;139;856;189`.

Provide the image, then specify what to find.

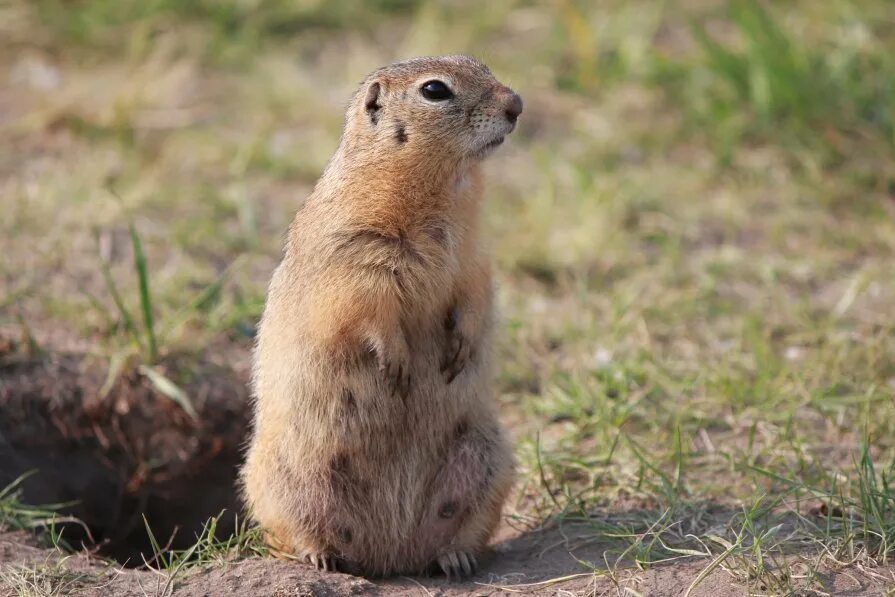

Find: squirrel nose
504;92;523;124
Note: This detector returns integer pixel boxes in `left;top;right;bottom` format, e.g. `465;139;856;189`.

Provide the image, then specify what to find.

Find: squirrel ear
364;81;382;124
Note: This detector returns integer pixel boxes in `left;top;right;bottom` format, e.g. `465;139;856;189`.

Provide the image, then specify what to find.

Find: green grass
664;0;895;165
138;512;267;596
29;0;422;66
0;475;84;548
2;0;895;593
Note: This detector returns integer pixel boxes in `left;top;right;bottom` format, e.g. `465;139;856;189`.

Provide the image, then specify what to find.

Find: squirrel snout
503;91;523;124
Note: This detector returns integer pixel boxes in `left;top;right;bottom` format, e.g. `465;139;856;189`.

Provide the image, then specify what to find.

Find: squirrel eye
420;80;453;101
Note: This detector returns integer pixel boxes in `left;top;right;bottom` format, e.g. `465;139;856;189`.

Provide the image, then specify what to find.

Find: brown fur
241;55;522;578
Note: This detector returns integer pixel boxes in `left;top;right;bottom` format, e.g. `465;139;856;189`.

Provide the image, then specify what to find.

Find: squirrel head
343;55;522;166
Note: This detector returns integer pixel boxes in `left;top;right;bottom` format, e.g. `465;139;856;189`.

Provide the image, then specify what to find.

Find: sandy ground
3;523;895;596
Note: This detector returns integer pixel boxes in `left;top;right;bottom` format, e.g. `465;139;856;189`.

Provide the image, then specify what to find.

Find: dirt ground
2;525;893;596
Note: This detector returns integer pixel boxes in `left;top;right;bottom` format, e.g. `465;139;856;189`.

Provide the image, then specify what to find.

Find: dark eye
420;80;453;101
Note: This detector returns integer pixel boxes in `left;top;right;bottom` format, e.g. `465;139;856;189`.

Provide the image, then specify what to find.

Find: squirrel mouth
473;136;504;158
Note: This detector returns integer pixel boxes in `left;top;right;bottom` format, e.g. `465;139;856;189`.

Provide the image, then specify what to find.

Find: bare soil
3;525;893;596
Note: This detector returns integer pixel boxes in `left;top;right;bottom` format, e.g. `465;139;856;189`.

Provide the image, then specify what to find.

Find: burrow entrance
0;350;249;565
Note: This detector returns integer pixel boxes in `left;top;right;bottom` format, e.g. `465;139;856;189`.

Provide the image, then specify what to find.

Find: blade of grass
158;255;245;343
95;229;142;352
129;222;158;362
139;365;198;420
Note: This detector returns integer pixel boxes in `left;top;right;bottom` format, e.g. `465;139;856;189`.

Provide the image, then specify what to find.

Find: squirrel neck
318;139;482;231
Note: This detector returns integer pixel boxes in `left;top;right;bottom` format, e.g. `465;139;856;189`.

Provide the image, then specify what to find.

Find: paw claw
437;550;476;580
380;359;411;399
304;552;338;573
459;551;472;576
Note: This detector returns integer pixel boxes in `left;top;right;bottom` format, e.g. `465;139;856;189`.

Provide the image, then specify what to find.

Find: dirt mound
0;346;249;564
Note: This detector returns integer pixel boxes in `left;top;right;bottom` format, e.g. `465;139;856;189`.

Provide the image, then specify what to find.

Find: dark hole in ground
0;350;250;566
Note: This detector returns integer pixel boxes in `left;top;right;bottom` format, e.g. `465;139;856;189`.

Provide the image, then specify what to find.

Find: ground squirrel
241;55;522;578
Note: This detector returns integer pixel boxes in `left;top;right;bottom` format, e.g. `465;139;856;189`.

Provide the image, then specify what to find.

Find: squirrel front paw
380;353;411;398
304;551;340;572
437;550;478;579
369;331;411;398
441;307;474;384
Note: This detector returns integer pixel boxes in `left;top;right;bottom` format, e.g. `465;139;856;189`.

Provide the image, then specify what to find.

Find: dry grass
0;556;114;597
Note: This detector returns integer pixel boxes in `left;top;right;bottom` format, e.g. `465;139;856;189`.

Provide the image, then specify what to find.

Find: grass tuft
140;511;267;594
0;557;107;597
0;474;85;546
676;0;895;157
